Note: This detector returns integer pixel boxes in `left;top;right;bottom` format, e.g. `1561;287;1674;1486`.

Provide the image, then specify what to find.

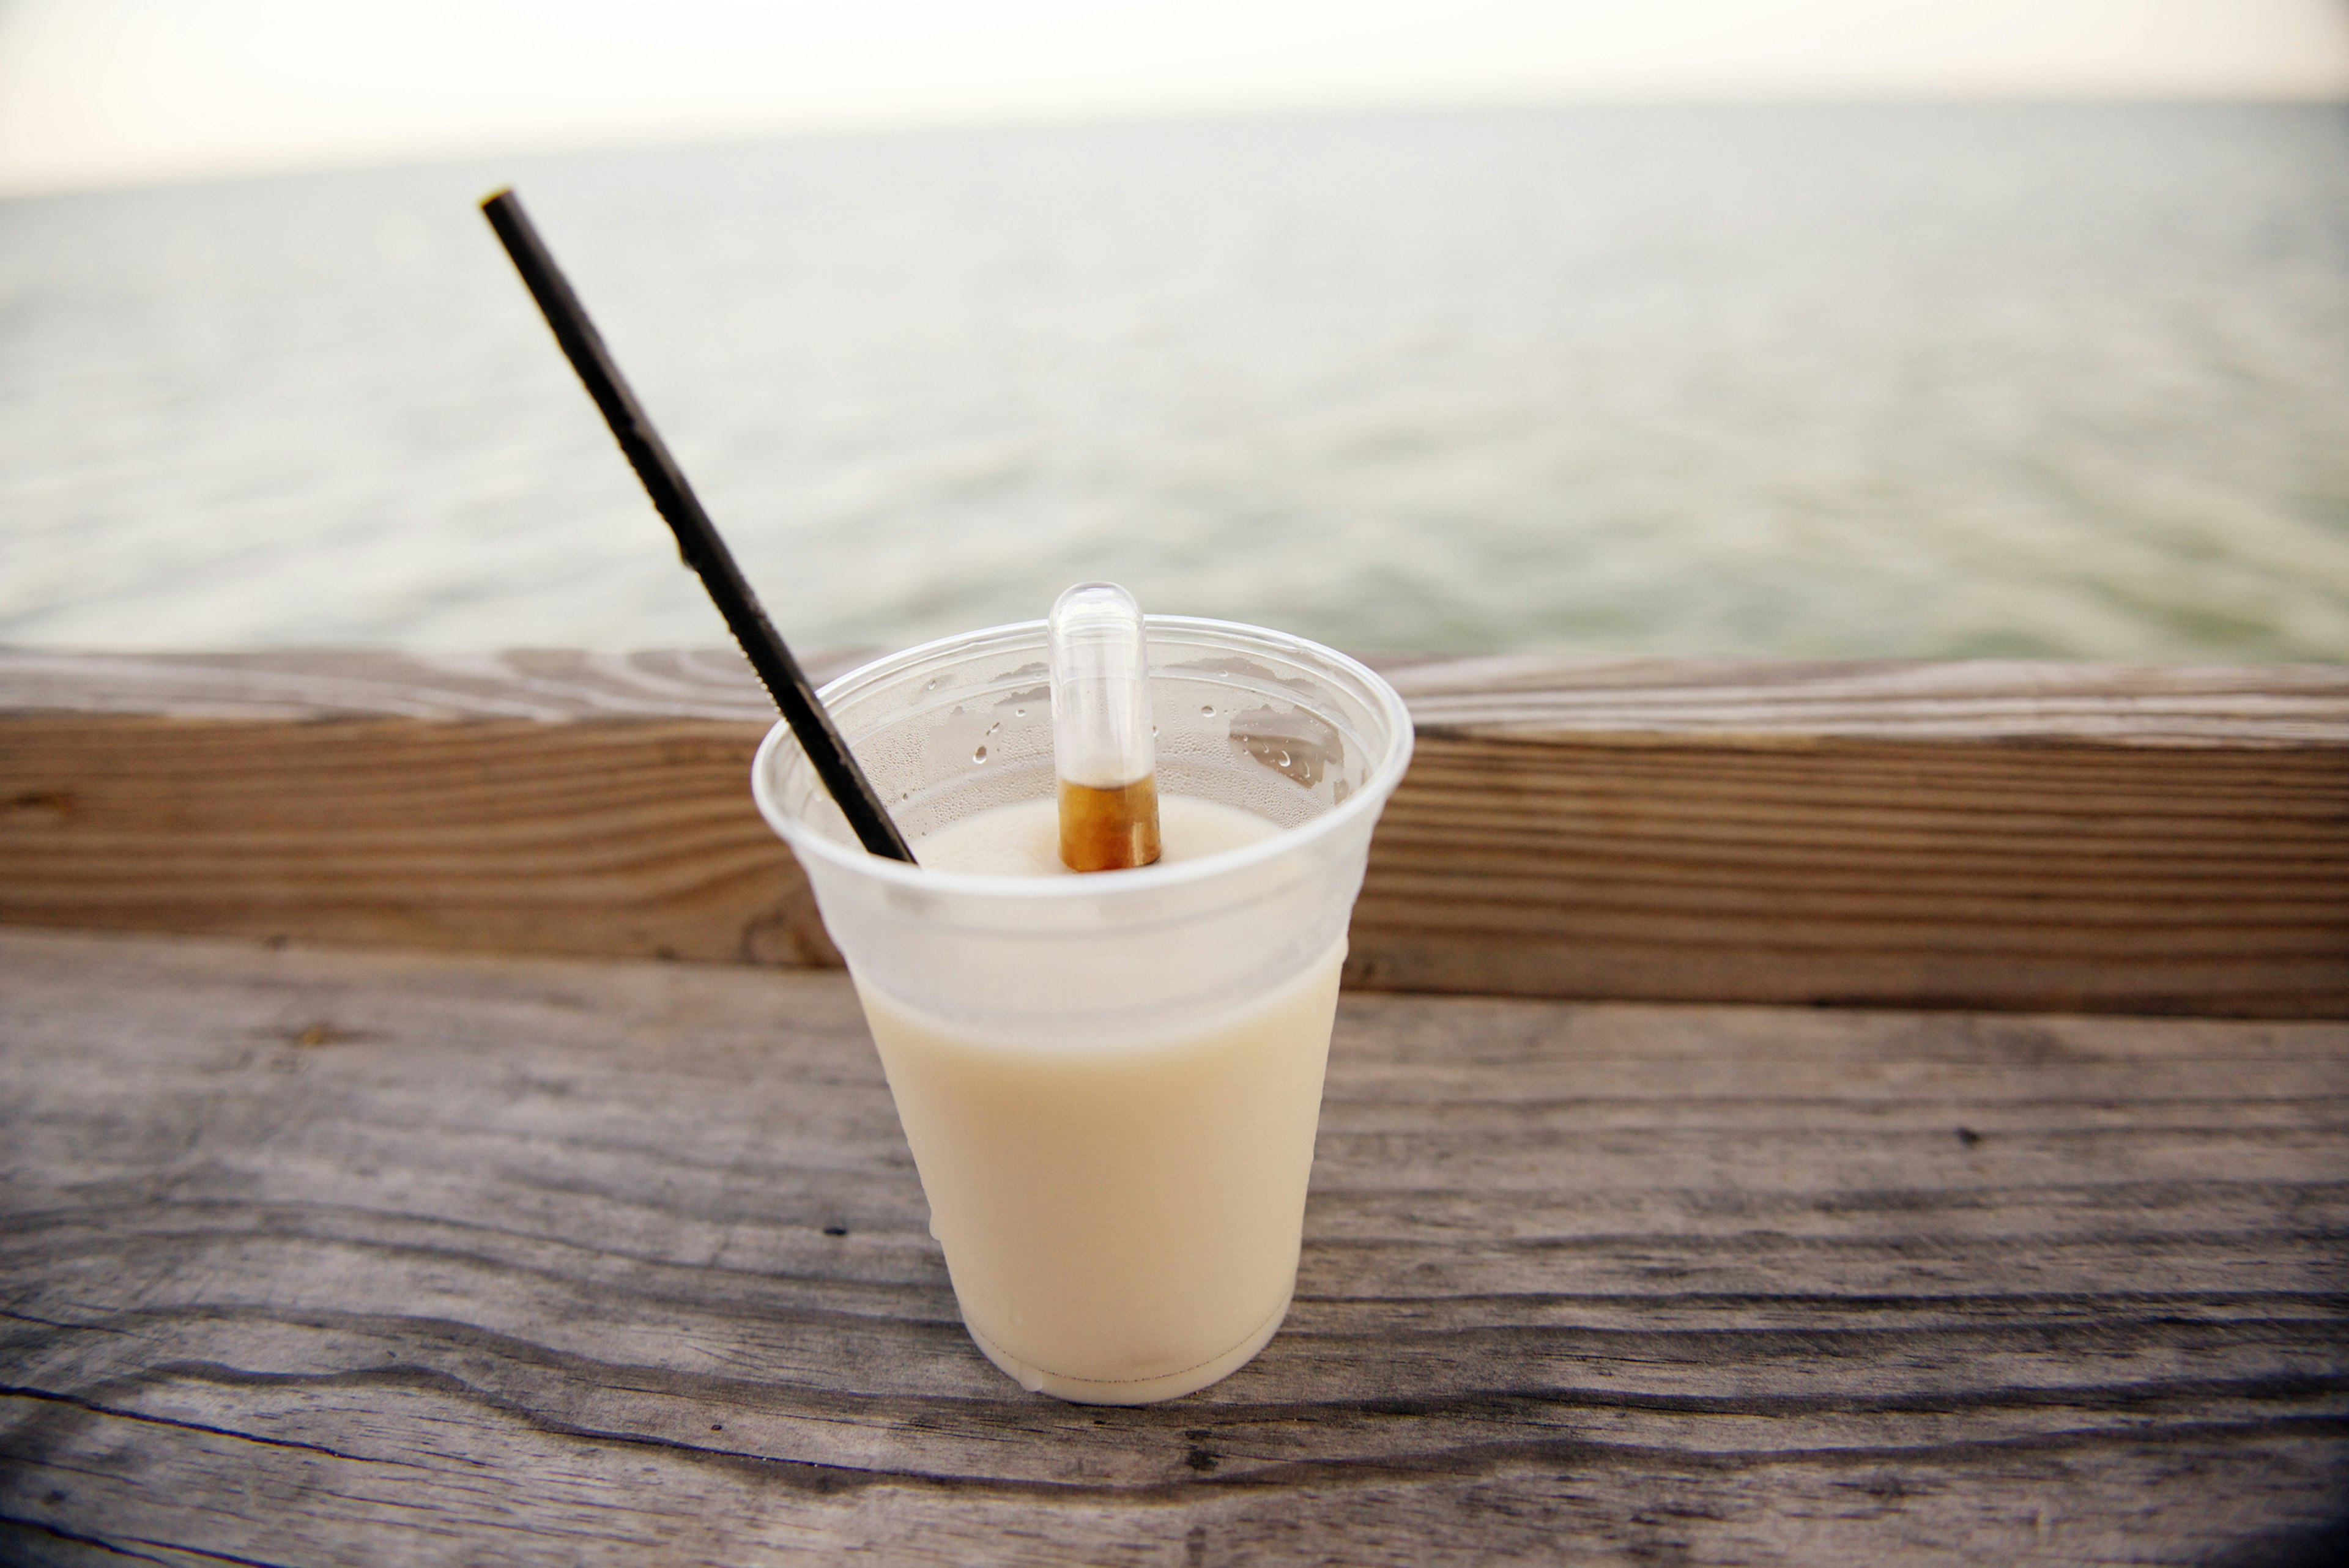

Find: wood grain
2;927;2344;1564
4;650;2346;1016
0;651;861;972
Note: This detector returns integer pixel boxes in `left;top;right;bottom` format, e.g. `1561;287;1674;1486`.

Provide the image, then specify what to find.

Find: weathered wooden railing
5;649;2345;1013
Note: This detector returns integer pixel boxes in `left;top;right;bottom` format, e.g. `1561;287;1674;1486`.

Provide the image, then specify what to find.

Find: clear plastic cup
751;616;1413;1403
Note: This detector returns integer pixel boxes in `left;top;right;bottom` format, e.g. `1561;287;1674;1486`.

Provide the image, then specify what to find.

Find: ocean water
3;104;2346;660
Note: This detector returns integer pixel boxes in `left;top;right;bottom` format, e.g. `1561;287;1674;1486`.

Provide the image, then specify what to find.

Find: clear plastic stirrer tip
1048;582;1162;871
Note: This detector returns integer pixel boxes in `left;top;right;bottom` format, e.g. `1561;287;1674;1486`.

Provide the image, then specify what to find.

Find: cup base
965;1290;1294;1406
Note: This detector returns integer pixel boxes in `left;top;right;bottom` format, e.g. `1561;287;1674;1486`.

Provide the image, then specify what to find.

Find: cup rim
751;615;1416;901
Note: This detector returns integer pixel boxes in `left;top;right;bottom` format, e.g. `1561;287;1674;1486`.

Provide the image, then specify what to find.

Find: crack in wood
0;1385;424;1468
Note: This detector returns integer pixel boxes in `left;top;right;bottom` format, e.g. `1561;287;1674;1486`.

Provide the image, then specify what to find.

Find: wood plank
7;648;2344;738
2;928;2343;1564
0;651;863;971
4;650;2346;1015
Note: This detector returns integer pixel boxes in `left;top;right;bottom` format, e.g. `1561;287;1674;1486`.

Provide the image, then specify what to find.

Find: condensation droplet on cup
1277;749;1291;767
985;720;1000;736
1014;707;1026;717
1200;704;1215;717
973;745;989;763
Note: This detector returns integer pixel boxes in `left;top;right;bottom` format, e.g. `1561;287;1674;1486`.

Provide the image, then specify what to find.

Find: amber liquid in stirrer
1058;775;1163;872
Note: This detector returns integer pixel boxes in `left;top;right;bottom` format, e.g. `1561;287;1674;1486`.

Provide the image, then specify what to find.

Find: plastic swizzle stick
1049;583;1163;872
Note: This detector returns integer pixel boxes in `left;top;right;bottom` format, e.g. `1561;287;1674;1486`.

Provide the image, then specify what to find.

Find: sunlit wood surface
4;926;2343;1566
5;649;2345;1016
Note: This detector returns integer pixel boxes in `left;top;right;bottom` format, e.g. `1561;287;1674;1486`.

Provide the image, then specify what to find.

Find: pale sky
2;0;2345;196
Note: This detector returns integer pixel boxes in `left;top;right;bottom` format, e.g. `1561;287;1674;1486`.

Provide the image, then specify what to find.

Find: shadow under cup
752;617;1414;1403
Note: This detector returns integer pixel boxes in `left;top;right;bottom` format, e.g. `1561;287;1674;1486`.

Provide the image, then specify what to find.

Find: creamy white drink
854;794;1344;1403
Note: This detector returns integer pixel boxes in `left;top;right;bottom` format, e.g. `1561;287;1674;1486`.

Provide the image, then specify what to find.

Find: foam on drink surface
916;793;1280;877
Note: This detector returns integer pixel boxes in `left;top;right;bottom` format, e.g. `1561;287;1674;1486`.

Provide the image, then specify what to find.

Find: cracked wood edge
6;648;2348;744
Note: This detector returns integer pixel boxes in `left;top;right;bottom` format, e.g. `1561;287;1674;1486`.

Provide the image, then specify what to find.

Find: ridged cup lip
751;615;1416;901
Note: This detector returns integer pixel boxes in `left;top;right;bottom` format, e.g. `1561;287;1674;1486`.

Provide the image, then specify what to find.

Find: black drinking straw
481;188;917;864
